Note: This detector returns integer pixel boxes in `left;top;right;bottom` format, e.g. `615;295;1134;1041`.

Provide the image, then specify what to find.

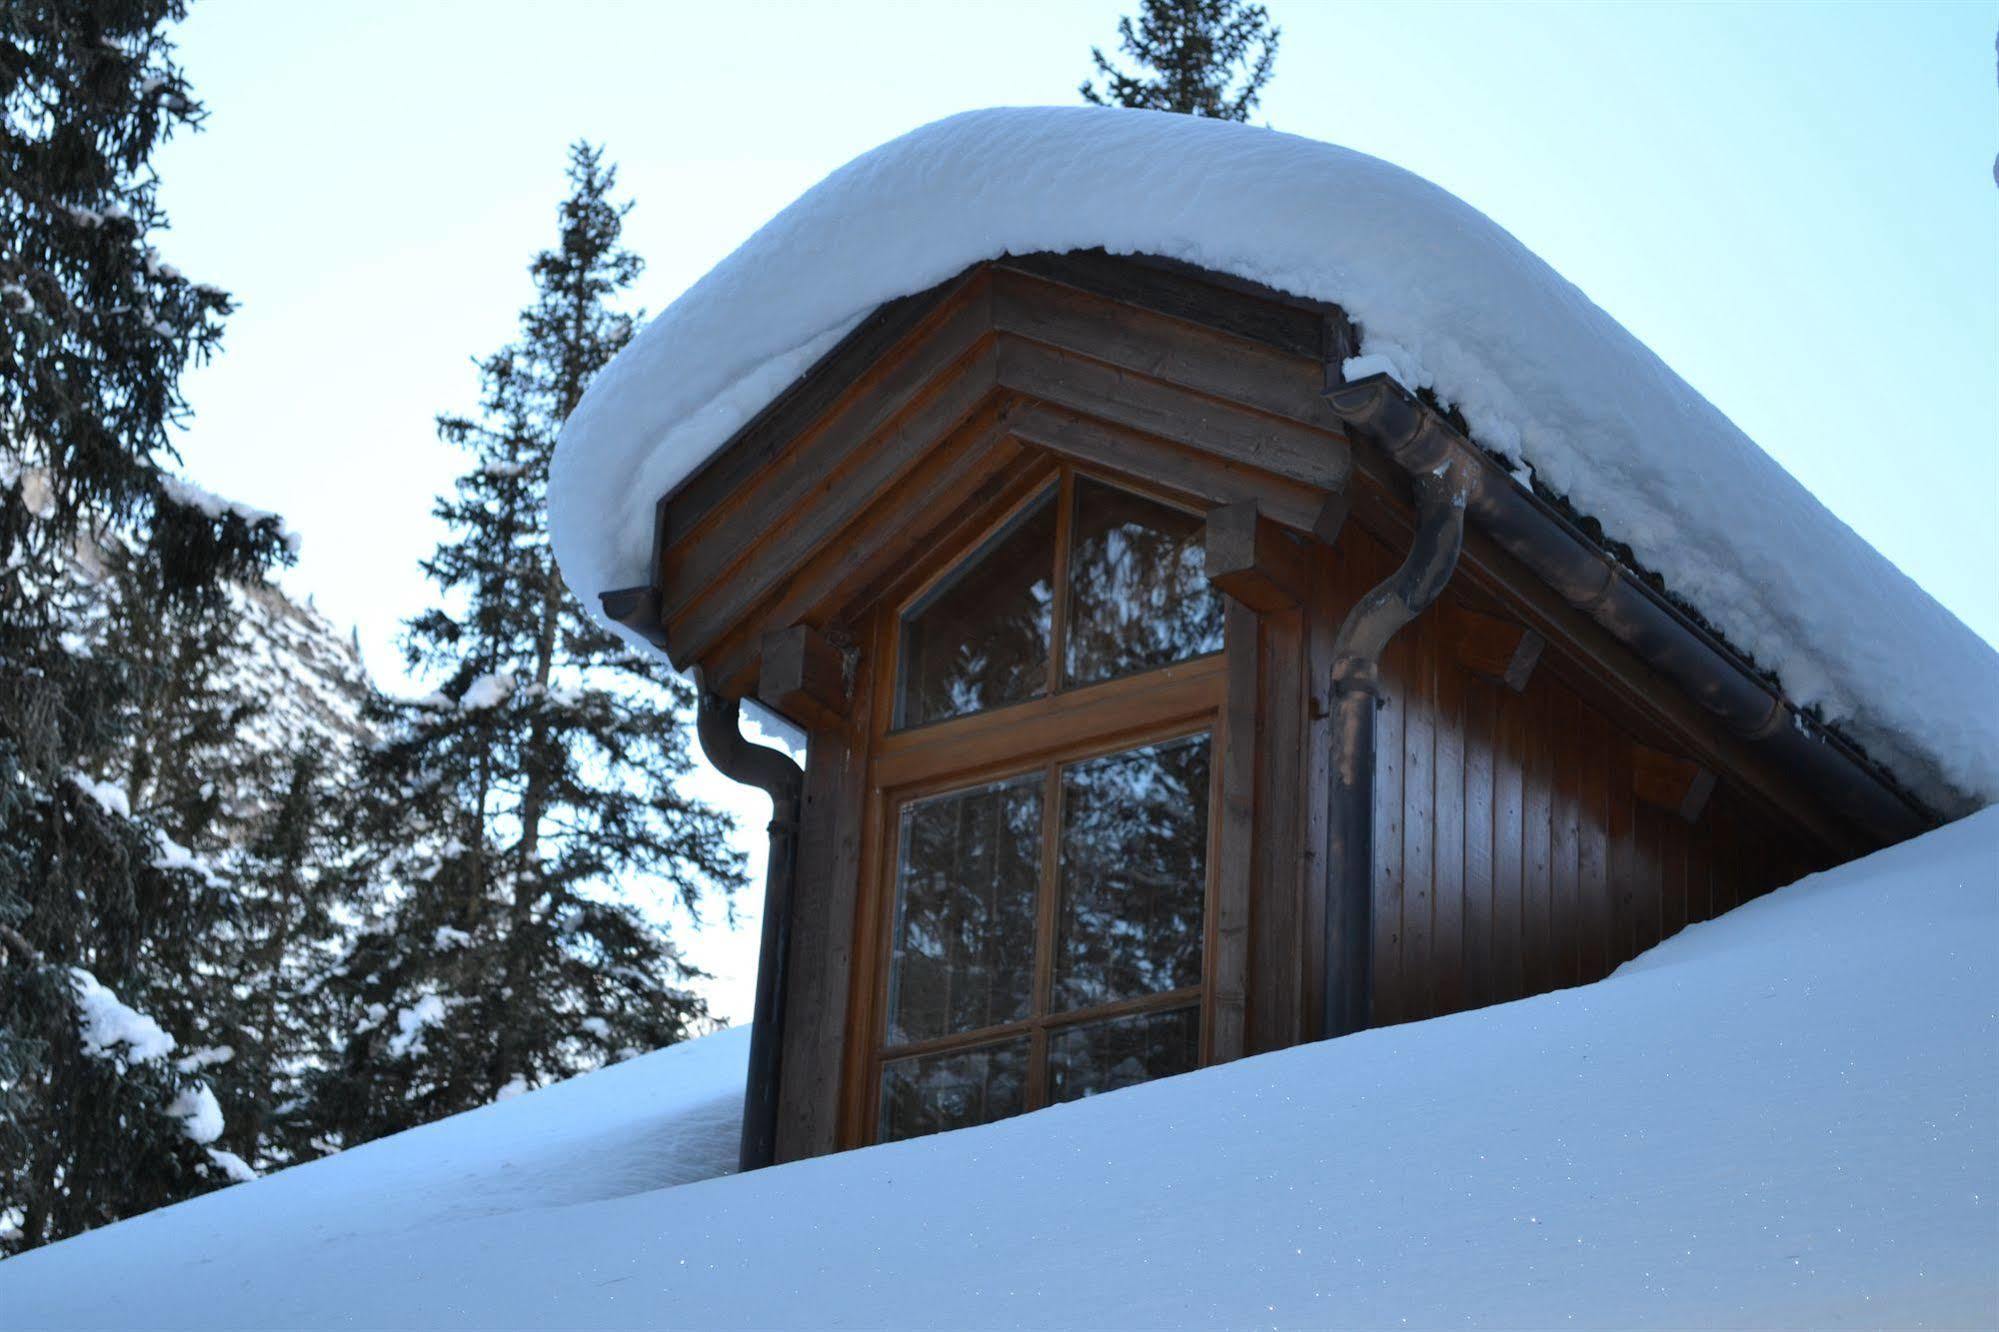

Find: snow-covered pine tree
0;0;294;1250
1080;0;1281;122
306;144;743;1147
208;746;355;1171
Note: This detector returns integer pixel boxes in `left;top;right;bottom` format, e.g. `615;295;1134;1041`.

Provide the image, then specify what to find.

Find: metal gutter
1322;374;1935;850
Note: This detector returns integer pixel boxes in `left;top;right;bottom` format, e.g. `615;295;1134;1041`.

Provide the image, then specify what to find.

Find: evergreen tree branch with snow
303;144;744;1148
0;0;304;1252
1080;0;1280;122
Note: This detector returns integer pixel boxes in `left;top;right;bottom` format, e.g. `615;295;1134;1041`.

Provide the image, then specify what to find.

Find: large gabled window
868;468;1228;1143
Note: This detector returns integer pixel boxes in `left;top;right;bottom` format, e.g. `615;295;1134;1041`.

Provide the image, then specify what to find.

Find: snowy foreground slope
550;107;1999;812
6;813;1996;1329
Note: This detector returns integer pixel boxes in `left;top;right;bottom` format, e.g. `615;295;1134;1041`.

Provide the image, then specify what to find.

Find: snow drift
6;808;1994;1329
547;106;1999;813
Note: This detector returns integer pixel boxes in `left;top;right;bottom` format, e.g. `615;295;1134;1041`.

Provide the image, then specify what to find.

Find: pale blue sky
153;0;1998;1023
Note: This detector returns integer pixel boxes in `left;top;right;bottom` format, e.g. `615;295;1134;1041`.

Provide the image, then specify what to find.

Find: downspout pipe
693;680;804;1174
1322;452;1471;1041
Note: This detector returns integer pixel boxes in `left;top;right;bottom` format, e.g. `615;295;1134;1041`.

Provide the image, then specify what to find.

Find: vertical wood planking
1211;600;1258;1062
1400;606;1438;1022
1607;738;1636;971
775;646;876;1162
1712;800;1743;916
1462;668;1497;1011
1492;679;1527;1003
1520;679;1555;999
1661;806;1688;941
1248;607;1306;1053
1301;550;1342;1039
1431;614;1467;1018
1687;800;1713;924
1635;802;1665;957
1577;701;1612;983
1551;687;1584;989
1371;539;1408;1027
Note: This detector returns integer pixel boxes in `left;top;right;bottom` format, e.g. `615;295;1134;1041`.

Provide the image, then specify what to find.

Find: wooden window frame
846;461;1234;1145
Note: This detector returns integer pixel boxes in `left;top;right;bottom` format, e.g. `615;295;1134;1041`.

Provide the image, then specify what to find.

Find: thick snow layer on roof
7;810;1996;1329
549;106;1997;813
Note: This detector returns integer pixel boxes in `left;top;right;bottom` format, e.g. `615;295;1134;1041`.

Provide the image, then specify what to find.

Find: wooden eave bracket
1632;742;1718;823
1448;604;1544;693
757;624;852;732
1202;501;1314;613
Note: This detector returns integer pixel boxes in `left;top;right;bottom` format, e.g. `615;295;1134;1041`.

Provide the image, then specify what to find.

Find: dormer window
871;468;1225;1142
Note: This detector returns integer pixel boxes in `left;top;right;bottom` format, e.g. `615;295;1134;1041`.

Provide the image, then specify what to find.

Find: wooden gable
609;251;1932;1164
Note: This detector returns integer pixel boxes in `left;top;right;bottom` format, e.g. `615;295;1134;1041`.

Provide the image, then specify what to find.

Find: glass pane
1052;734;1211;1012
886;774;1044;1046
1064;477;1225;689
898;488;1057;727
1047;1006;1201;1105
879;1038;1030;1143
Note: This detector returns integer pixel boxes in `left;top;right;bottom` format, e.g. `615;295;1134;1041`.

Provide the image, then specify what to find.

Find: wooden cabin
599;250;1934;1169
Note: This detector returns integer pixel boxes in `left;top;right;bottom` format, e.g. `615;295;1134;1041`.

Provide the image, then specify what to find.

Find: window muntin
878;1038;1029;1145
1063;477;1225;690
885;774;1043;1046
893;473;1221;731
1046;1004;1200;1106
876;729;1213;1144
896;487;1057;728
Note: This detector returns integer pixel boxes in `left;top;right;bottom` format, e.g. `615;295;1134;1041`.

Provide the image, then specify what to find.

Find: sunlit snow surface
548;106;1999;812
8;810;1997;1329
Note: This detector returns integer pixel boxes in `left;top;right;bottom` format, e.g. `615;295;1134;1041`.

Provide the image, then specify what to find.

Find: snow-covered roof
547;106;1997;814
7;808;1995;1328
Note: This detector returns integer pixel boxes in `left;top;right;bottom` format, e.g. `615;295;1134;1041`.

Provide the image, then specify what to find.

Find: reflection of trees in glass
1048;1006;1200;1104
1053;735;1211;1011
1065;479;1224;689
898;490;1057;726
887;776;1043;1044
879;1038;1029;1142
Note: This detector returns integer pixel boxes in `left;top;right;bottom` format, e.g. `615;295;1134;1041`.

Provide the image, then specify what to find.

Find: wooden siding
1334;522;1829;1027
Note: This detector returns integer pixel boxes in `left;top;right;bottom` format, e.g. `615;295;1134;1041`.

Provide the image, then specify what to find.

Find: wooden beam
994;334;1349;494
1203;501;1311;613
664;345;999;666
1008;402;1324;535
1311;491;1350;547
659;280;997;624
1449;604;1544;693
1632;742;1717;823
698;400;1026;692
757;624;851;732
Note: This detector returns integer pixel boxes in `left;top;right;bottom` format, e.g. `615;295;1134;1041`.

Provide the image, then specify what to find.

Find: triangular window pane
896;487;1057;727
1064;478;1224;689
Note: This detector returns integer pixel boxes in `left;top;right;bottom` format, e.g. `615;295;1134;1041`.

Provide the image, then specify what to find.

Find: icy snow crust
8;811;1997;1328
549;107;1998;812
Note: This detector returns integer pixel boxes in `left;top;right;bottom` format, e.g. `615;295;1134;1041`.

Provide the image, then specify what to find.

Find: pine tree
207;747;354;1171
0;0;295;1250
1080;0;1281;122
305;144;743;1148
